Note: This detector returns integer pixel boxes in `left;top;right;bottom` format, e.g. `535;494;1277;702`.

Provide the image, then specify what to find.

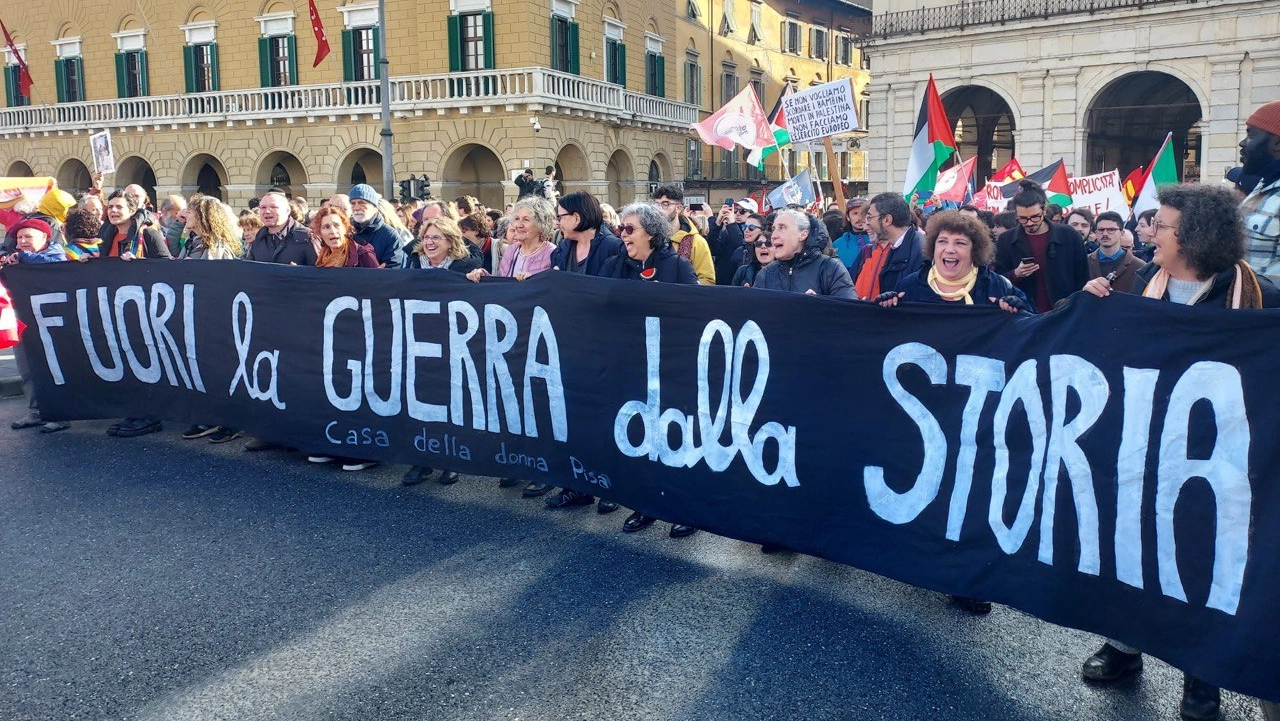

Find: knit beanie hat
1246;100;1280;138
11;217;53;238
349;183;380;204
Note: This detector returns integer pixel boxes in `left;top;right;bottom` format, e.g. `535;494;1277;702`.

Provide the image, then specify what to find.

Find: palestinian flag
1000;159;1072;207
1133;133;1178;216
902;75;957;200
748;86;792;171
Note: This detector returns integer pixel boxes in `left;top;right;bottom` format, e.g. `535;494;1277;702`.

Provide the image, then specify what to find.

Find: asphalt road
0;395;1266;721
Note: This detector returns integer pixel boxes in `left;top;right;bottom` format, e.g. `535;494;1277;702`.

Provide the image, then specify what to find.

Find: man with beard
347;184;406;268
1240;100;1280;281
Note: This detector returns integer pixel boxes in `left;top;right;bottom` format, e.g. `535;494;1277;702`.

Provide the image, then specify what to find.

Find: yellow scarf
928;264;978;304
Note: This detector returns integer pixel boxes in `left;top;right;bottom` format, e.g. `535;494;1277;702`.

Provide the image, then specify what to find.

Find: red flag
691;86;774;152
932;156;977;204
989;157;1025;184
0;20;33;97
1121;166;1145;205
308;0;330;68
0;282;25;350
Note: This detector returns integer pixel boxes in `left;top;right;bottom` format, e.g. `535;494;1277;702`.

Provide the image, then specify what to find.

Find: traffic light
398;178;412;203
417;175;431;200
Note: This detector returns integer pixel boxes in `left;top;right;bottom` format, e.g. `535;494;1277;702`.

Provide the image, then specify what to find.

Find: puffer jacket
752;214;855;298
601;244;698;284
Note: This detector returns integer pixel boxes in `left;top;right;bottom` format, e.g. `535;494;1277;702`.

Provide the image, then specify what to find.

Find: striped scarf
1142;261;1263;309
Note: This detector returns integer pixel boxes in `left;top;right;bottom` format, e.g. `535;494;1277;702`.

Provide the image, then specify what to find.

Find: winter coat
670;216;717;285
706;220;745;285
994;221;1090;307
892;265;1032;311
10;242;67;264
403;252;481;274
245;218;315;266
318;241;380;268
754;215;856;299
550;226;624;277
1087;247;1146;294
1132;262;1280;307
850;227;926;299
601;244;699;284
96;218;173;259
732;262;764;287
351;213;406;268
832;230;871;271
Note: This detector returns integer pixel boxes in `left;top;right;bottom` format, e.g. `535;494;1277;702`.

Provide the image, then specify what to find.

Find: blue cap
349;183;379;204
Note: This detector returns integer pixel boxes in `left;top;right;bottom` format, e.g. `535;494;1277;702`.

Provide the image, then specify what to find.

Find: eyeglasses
1096;226;1122;234
420;234;447;242
619;224;638;236
1153;219;1180;234
865;212;881;223
1017;213;1044;224
734;207;749;213
654;200;678;209
751;240;771;248
555;212;574;220
742;223;762;231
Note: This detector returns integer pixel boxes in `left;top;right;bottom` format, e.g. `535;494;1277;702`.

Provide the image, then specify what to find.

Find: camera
531;117;542;133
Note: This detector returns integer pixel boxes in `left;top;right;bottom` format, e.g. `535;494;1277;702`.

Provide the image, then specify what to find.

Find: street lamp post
378;0;394;199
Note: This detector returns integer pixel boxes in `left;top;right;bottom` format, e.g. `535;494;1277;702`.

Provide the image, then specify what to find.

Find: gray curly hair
618;202;674;250
512;196;556;242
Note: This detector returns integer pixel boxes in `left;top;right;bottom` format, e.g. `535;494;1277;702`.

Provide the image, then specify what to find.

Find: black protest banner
4;259;1279;699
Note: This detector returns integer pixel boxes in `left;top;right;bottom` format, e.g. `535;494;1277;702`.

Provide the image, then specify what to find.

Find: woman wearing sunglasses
602;202;699;285
731;213;772;287
602;201;699;538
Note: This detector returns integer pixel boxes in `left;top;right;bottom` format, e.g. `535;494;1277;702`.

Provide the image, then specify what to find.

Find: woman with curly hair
465;196;556;282
180;196;243;260
313;206;378;268
1081;183;1280;721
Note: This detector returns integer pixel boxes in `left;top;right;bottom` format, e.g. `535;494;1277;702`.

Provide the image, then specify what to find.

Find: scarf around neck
1143;262;1263;309
928;264;978;304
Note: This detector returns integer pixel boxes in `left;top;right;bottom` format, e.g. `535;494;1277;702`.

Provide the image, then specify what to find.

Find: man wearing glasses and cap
707;197;759;285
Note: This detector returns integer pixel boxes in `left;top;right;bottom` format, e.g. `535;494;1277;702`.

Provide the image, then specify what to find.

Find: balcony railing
859;0;1196;41
0;67;700;135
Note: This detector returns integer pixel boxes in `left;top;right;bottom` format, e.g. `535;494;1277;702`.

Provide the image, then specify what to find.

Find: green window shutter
258;37;271;87
115;52;127;97
618;43;626;87
447;15;461;72
287;35;298;85
6;65;16;107
548;17;559;71
341;28;354;81
183;45;195;93
482;12;495;69
138;50;149;95
657;54;665;97
74;57;85;100
55;60;67;103
209;43;220;91
371;27;382;80
567;21;579;75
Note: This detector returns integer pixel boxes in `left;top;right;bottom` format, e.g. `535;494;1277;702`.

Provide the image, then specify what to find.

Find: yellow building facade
0;0;869;209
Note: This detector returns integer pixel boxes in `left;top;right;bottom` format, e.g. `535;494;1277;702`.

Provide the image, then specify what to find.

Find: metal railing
0;67;700;133
860;0;1196;40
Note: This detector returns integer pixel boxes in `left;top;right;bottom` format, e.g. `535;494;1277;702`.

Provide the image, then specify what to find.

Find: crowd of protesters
3;100;1280;721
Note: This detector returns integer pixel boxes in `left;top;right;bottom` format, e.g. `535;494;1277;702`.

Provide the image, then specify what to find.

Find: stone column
1016;71;1048;170
1204;56;1245;184
1046;68;1081;174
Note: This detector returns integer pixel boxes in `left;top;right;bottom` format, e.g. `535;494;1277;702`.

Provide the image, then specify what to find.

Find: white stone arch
936;76;1023;135
6;160;35;177
554;141;591;192
179;152;230;199
605;147;636;207
55;156;93;195
253;149;308;196
1078;62;1208;130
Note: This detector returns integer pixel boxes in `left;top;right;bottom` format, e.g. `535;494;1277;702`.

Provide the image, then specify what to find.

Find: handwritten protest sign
781;79;859;145
1068;170;1130;219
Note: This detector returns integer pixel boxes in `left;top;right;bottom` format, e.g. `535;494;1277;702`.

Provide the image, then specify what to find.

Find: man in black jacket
994;180;1089;312
245;191;316;266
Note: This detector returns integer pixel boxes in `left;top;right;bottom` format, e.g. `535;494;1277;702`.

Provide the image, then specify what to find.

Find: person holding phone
706;197;756;285
993;180;1089;312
